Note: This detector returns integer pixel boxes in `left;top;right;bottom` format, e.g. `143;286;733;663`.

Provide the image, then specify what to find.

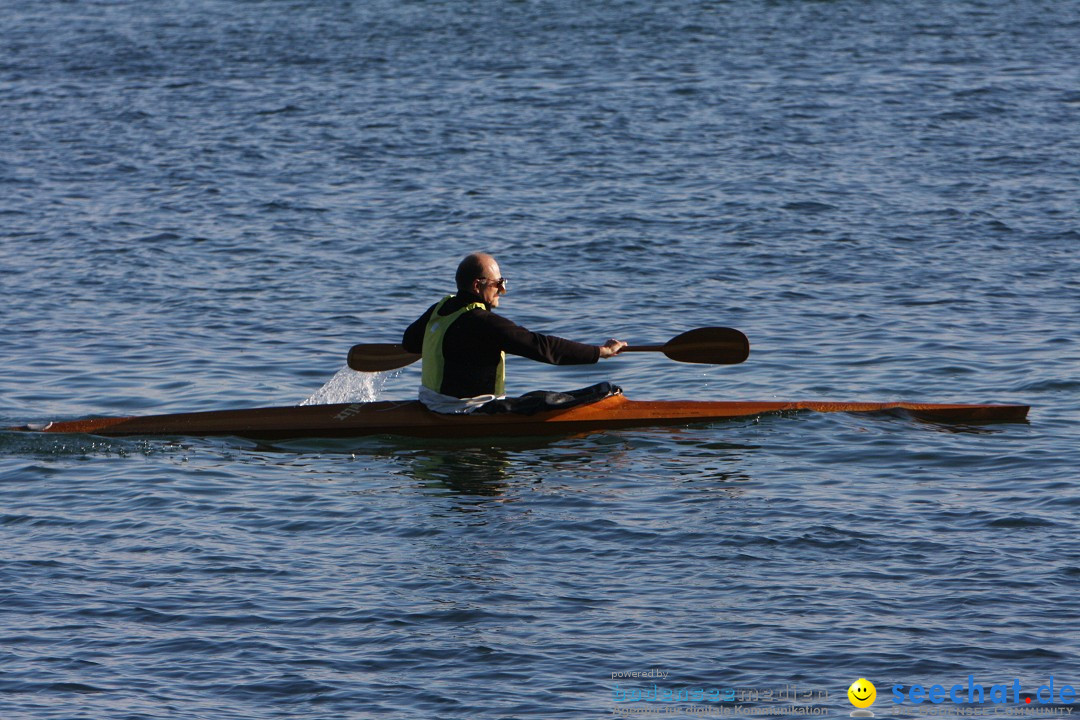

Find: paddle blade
347;344;421;372
662;327;750;365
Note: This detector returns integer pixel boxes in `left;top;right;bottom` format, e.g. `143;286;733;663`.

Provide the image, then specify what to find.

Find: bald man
402;253;626;413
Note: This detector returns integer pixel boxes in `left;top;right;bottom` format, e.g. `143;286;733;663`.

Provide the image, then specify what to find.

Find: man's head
456;252;507;308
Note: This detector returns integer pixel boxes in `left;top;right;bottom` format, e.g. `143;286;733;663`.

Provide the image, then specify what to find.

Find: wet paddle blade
347;344;421;372
660;327;750;364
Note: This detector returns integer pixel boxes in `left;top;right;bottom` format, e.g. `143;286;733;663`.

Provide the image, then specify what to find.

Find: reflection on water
389;426;762;505
404;447;513;496
204;422;767;504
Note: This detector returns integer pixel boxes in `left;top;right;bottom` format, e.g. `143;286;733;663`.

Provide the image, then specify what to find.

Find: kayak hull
8;395;1030;440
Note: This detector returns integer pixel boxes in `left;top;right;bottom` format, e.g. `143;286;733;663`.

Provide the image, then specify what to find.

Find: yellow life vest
421;296;506;396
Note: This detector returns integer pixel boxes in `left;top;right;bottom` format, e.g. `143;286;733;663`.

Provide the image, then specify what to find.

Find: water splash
298;366;398;406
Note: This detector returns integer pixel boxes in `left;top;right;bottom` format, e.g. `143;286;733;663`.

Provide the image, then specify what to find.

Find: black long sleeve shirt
402;294;601;398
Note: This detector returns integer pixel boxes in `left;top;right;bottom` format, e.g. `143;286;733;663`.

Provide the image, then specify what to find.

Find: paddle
347;327;749;372
619;327;749;365
347;344;422;373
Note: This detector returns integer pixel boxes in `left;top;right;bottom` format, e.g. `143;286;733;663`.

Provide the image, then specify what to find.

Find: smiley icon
848;678;877;709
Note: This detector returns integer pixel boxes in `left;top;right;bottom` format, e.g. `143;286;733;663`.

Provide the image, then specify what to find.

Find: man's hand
598;339;628;358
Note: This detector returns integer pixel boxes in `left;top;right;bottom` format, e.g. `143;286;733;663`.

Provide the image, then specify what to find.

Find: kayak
6;395;1029;440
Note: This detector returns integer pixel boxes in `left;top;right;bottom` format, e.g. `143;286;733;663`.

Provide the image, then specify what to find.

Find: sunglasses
478;277;508;292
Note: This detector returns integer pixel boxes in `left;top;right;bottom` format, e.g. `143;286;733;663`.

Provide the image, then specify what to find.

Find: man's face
475;259;506;308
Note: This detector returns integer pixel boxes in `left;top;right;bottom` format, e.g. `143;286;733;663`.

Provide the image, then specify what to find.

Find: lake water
2;1;1078;718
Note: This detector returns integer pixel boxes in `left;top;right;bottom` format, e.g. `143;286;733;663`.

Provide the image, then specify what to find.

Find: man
402;252;627;413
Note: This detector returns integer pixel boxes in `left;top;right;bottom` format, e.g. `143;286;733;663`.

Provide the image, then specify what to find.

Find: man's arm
472;312;604;365
402;303;437;354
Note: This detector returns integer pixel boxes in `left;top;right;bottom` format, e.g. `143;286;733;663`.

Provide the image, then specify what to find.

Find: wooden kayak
6;395;1029;440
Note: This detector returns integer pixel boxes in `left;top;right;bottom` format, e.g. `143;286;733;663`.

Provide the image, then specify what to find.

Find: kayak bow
7;395;1029;440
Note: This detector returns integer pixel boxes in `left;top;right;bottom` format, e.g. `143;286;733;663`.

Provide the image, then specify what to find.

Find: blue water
2;1;1078;718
